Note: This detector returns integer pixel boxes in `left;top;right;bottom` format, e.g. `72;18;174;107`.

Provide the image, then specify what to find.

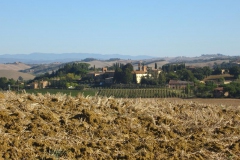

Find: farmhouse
30;80;50;89
131;62;153;84
186;66;196;71
86;67;115;84
86;72;102;78
213;87;224;98
148;68;162;79
168;80;194;89
213;87;229;98
105;77;114;84
132;70;149;84
137;62;147;72
101;67;115;77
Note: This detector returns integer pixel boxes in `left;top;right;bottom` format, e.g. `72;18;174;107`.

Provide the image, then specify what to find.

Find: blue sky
0;0;240;57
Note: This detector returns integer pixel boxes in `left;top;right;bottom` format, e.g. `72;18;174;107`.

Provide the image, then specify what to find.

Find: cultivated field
0;92;239;159
98;88;190;98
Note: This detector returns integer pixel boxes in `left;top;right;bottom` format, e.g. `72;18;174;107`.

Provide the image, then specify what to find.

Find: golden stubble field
0;92;239;159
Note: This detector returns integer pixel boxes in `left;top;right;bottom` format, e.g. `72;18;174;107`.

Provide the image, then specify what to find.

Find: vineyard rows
97;88;189;98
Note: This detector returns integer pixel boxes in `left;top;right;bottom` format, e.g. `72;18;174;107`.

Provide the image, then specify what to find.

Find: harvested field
0;92;239;159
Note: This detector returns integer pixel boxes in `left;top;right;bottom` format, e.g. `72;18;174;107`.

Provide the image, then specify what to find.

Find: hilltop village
1;58;240;98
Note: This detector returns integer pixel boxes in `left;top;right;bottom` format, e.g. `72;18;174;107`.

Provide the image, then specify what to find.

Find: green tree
194;82;205;97
148;70;158;80
114;63;134;84
158;72;166;86
185;84;190;95
192;68;205;80
166;72;178;82
195;81;217;98
66;73;75;81
113;67;123;83
58;80;67;89
223;82;240;97
122;68;133;84
122;63;134;72
202;66;212;77
162;63;185;72
212;67;222;75
229;66;240;78
141;76;158;85
205;81;217;91
18;76;24;81
0;77;8;89
193;73;205;80
217;77;225;84
178;69;195;81
8;78;16;86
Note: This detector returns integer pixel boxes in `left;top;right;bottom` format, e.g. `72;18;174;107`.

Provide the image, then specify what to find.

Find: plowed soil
0;92;239;159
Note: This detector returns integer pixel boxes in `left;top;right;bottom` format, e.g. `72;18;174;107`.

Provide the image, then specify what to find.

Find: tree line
0;77;24;90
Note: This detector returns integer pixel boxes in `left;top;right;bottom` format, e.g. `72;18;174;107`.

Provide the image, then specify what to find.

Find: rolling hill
0;62;31;71
0;70;35;80
0;54;238;77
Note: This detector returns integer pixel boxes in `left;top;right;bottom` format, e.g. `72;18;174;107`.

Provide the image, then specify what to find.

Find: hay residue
0;92;239;159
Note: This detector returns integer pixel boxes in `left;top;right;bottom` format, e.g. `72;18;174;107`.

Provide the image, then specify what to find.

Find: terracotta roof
186;66;196;69
132;71;147;74
105;77;113;80
169;80;194;85
104;71;115;73
214;87;224;91
87;72;103;75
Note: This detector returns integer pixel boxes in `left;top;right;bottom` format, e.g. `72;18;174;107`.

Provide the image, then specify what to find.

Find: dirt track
152;98;240;107
124;98;240;107
183;98;240;107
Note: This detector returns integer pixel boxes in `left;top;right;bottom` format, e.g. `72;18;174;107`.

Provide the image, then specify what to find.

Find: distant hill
0;70;35;80
86;59;134;68
1;53;239;77
142;60;169;69
0;53;157;64
20;60;137;75
185;60;230;68
21;59;169;75
20;62;64;75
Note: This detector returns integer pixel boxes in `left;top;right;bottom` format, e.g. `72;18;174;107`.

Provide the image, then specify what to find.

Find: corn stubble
0;92;239;159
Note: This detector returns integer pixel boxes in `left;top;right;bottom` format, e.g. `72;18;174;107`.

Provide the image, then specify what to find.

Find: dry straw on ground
0;92;239;159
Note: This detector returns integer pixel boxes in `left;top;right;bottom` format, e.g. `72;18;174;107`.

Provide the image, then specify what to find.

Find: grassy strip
203;74;234;81
25;89;97;97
